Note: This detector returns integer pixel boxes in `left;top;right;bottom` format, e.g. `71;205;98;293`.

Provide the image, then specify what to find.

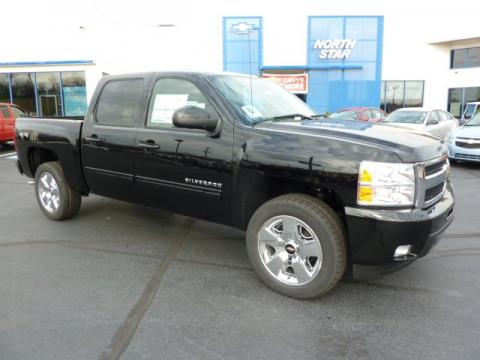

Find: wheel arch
233;175;346;231
26;146;89;195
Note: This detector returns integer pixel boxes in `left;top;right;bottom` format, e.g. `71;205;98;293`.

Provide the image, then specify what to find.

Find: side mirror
427;118;439;125
172;106;219;132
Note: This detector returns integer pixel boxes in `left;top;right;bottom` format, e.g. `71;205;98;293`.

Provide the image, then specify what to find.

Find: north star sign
313;39;357;59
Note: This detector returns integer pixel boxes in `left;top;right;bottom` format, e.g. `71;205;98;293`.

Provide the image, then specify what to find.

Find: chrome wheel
38;172;60;213
257;215;323;286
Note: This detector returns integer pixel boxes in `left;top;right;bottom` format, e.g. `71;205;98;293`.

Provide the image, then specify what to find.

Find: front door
81;76;149;202
134;76;233;222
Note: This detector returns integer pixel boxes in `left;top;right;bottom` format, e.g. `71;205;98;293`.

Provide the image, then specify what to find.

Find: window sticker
241;105;263;120
151;94;189;124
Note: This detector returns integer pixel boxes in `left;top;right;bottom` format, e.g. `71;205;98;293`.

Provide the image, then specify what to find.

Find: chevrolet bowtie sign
230;22;257;34
313;39;357;59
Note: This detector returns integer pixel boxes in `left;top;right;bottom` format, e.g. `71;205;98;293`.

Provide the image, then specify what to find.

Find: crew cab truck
15;72;454;299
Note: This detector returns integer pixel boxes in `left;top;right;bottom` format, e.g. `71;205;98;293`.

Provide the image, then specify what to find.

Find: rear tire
34;161;81;220
246;194;347;299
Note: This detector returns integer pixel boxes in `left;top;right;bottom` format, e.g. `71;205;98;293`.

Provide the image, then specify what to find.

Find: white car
447;113;480;163
383;108;458;140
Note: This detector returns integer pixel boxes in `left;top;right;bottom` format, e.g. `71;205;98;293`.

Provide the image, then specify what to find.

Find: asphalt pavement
0;144;479;360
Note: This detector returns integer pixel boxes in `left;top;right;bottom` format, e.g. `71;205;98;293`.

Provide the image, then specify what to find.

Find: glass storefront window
448;88;463;118
451;47;480;69
468;47;480;68
380;81;385;110
11;73;37;116
0;74;10;103
381;80;424;113
451;49;467;69
404;81;424;107
465;87;480;104
384;81;404;113
61;72;87;116
448;87;480;118
36;72;62;117
0;71;87;117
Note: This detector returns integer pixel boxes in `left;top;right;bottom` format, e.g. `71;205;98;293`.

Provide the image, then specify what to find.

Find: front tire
246;194;346;299
34;162;82;220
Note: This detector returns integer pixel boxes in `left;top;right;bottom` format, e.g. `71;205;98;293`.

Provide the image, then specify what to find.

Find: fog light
393;245;414;261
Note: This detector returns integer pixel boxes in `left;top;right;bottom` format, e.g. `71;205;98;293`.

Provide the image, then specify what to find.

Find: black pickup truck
15;72;454;299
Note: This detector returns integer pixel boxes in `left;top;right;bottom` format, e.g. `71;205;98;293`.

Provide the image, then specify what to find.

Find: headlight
357;161;415;207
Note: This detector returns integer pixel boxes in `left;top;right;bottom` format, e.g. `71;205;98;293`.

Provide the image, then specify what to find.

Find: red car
0;103;26;146
329;107;386;123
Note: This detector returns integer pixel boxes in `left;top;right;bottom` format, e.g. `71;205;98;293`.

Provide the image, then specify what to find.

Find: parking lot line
0;152;16;158
98;218;195;360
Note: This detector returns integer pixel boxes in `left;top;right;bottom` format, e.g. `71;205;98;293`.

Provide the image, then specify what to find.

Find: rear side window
0;106;9;118
95;79;144;127
11;106;25;117
428;111;441;123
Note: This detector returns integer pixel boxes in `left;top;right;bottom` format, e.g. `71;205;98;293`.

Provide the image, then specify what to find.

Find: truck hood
255;119;446;163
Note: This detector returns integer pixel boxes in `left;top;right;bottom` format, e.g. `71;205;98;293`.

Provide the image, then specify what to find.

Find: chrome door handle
85;135;105;143
138;141;160;150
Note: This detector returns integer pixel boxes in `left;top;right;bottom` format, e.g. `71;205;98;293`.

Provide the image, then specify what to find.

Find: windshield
463;104;477;119
330;111;360;120
466;113;480;126
384;111;428;124
210;75;315;124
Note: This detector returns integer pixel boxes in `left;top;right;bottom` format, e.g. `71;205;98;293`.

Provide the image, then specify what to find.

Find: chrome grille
455;141;480;149
456;138;480;149
416;156;449;209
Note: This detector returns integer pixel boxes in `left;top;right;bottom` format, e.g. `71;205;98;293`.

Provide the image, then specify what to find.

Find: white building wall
1;0;479;110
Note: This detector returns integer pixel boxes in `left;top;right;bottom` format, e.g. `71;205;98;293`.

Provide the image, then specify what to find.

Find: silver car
447;113;480;163
383;108;458;140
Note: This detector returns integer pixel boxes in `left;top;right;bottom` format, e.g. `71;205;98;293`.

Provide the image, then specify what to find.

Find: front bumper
448;143;480;162
345;182;454;279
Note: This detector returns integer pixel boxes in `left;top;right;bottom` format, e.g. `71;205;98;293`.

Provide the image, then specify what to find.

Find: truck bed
15;117;89;194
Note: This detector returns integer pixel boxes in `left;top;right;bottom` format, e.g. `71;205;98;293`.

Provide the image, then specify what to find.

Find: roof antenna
247;28;254;128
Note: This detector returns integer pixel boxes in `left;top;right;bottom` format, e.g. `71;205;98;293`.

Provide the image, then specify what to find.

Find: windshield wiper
311;113;329;119
253;113;315;125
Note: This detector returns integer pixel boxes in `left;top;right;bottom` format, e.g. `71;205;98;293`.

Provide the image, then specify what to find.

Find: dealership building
1;2;479;118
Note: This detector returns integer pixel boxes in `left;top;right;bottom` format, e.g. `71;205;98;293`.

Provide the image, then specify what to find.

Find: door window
438;111;449;122
146;78;210;129
11;106;25;117
95;79;144;127
0;106;10;118
427;111;440;125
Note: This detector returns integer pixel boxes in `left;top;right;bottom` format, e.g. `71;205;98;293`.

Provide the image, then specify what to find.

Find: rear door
81;75;150;202
134;75;234;222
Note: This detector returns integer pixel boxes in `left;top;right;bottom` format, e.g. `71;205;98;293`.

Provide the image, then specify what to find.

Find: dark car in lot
329;107;386;123
0;103;25;146
14;72;454;298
